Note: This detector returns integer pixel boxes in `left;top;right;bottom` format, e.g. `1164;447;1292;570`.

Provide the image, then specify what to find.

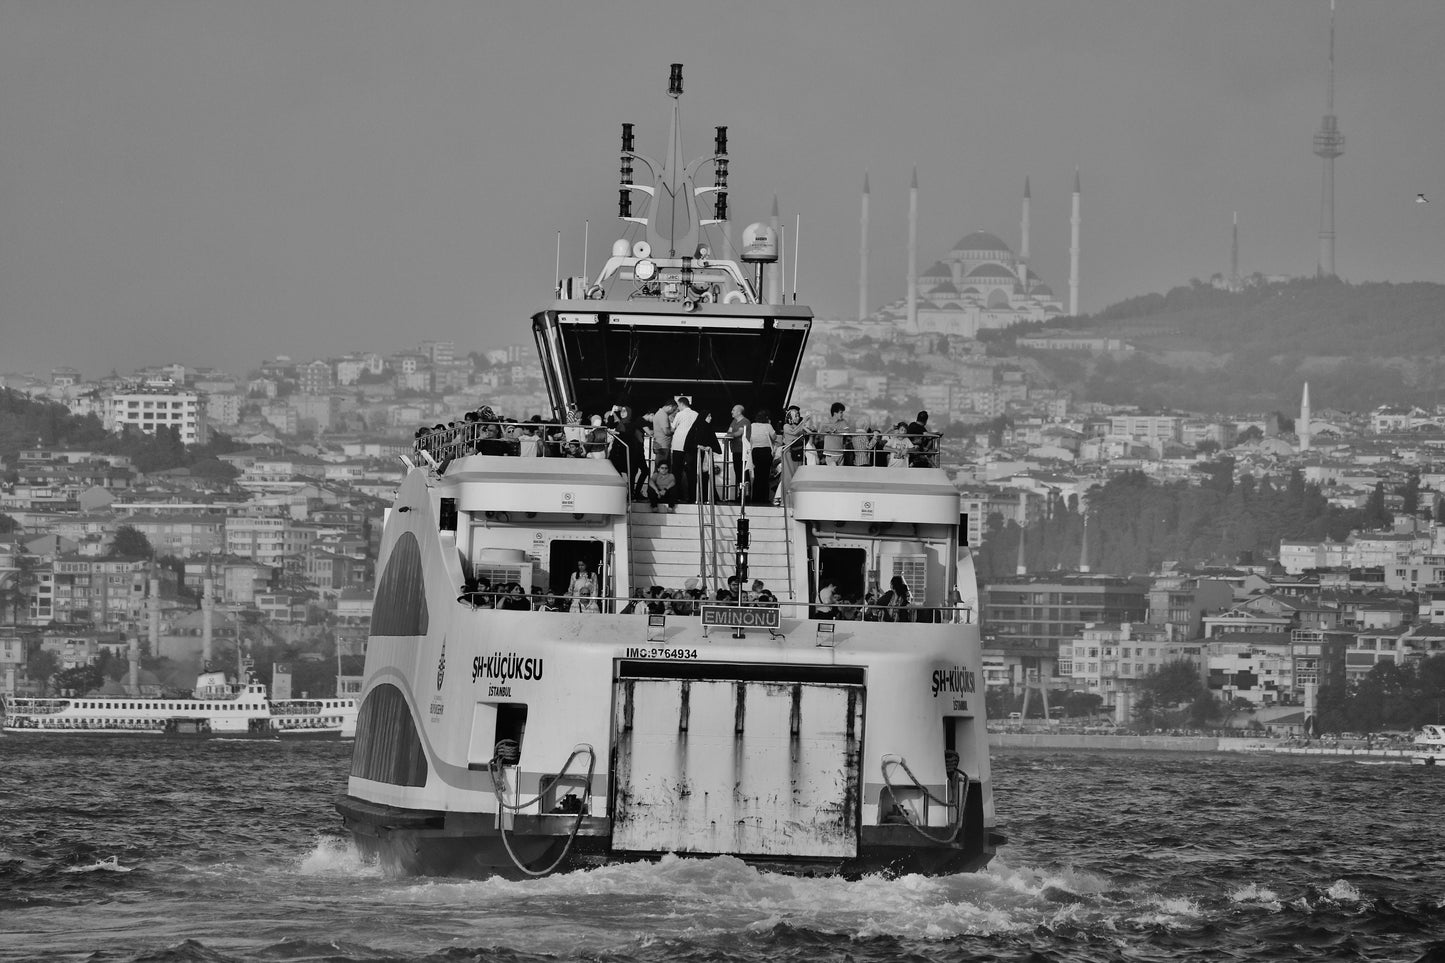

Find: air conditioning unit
473;548;535;591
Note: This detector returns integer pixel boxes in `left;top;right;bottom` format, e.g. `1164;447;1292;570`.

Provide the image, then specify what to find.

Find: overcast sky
1;0;1440;380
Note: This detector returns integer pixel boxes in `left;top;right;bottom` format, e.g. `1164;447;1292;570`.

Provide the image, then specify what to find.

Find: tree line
1;389;242;477
975;460;1405;578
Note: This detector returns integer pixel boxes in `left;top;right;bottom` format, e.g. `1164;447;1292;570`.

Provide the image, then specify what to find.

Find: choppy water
1;738;1443;963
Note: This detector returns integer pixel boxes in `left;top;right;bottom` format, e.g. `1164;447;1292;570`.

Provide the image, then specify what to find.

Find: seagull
1418;193;1430;203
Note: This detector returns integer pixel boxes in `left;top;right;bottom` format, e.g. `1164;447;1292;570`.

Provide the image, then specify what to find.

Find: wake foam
63;855;132;874
295;835;382;878
373;854;1221;941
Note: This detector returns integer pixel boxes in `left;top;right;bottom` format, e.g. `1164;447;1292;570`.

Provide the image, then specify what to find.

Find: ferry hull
336;796;997;880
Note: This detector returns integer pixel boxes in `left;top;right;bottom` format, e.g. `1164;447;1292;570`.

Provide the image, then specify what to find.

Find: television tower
1313;0;1344;277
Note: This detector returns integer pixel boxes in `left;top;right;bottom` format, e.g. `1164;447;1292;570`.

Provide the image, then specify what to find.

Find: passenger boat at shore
1411;724;1445;766
0;670;356;739
336;65;1000;879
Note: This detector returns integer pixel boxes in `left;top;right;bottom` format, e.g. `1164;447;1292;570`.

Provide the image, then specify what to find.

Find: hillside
1019;277;1445;412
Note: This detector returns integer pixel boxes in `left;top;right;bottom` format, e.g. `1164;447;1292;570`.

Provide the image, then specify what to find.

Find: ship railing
413;418;637;588
777;428;945;471
454;588;974;624
414;418;638;468
414;421;945;478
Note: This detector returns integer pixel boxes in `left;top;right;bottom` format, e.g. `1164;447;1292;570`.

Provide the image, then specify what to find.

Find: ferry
1411;724;1445;766
1;670;356;739
336;65;1000;879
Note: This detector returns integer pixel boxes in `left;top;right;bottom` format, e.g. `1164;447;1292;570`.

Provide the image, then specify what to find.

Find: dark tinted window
350;683;428;787
371;532;429;636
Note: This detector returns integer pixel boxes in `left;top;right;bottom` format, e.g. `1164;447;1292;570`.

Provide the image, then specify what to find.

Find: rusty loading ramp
610;660;865;860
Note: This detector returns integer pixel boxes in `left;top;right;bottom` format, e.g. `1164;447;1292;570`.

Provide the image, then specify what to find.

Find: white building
104;383;207;444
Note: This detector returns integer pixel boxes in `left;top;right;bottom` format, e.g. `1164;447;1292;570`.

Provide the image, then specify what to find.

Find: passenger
501;583;532;611
651;400;677;474
725;404;749;500
607;404;647;494
517;422;541;457
585;414;610;458
856;420;883;467
888;575;913;622
568;561;598;612
907;410;936;467
822;402;852;466
682;409;722;504
885;422;912;468
563;402;587;448
748;409;778;506
622;589;647;615
645;462;679;513
669;395;699;503
814;580;838;619
478;422;511;456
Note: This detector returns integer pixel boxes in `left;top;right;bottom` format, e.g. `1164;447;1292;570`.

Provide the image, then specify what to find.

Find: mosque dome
921;260;953;280
929;280;959;295
966;262;1015;279
1029;281;1054;297
951;231;1013;257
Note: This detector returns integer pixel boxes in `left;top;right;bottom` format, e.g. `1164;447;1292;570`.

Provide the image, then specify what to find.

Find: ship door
818;547;867;601
548;539;605;596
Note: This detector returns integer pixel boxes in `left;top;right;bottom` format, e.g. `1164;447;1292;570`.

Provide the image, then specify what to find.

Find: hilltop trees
977;467;1395;578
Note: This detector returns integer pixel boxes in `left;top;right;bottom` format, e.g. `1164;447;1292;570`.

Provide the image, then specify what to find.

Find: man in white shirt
669;395;699;502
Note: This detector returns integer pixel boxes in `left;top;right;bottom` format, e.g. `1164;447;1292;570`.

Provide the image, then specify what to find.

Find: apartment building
984;575;1148;654
104;383;207;444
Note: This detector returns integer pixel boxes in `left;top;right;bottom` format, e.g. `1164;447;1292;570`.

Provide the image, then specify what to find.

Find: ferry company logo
436;636;447;691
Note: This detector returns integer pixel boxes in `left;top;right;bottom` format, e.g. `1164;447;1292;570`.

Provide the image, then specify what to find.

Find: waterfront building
1145;574;1235;639
983;574;1148;656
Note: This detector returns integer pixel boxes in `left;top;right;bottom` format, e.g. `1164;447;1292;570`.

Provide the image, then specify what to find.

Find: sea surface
1;738;1442;963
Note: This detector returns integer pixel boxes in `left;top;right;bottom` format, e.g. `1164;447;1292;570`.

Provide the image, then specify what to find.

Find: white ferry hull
338;468;1000;880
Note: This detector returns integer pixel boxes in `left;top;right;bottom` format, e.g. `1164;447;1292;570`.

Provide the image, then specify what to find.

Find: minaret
1019;176;1031;290
1068;168;1081;315
907;166;918;333
1231;212;1239;291
1079;514;1091;574
858;172;869;321
1015;490;1028;576
1313;0;1344;277
1299;382;1312;452
201;565;215;666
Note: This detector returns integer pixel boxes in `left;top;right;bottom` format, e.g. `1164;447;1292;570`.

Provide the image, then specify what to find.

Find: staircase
629;503;796;600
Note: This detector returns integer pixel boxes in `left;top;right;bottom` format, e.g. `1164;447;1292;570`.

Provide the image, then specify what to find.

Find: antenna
582;219;590;285
792;214;801;302
554;231;562;291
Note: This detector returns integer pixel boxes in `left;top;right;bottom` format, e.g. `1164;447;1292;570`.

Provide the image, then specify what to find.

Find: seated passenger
646;463;679;512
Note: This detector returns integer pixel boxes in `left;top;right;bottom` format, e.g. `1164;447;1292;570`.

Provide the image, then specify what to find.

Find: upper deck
532;298;811;427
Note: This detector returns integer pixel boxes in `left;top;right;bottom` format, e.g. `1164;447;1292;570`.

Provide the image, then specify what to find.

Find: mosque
850;173;1077;339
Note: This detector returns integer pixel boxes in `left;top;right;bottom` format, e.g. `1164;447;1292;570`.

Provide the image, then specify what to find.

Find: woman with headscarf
568;560;599;613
